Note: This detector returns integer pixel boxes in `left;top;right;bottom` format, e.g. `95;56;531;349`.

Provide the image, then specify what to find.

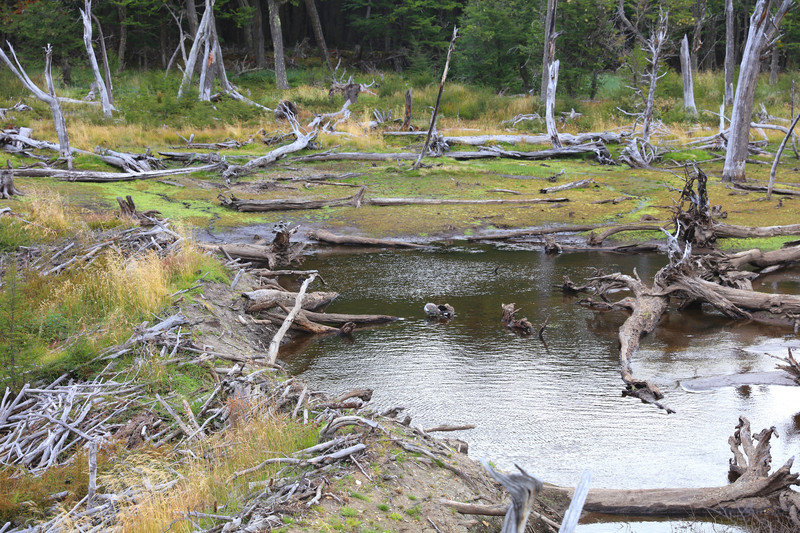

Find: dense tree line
0;0;797;96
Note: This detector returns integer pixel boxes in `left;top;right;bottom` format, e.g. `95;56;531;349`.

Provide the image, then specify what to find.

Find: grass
105;405;318;533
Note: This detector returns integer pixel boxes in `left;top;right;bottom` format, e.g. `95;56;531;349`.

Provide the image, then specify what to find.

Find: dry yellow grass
106;404;318;533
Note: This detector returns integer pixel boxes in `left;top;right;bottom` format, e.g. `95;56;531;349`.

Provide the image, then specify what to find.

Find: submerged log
308;229;425;249
501;303;534;334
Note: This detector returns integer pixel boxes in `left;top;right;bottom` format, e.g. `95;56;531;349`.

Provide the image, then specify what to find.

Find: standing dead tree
619;10;668;168
79;0;114;118
722;0;793;183
0;43;72;169
680;35;696;114
546;60;562;148
267;0;289;90
723;0;735;105
540;0;559;102
178;0;270;110
413;26;458;171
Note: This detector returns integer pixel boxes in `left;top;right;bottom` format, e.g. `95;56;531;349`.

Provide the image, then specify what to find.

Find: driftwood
734;182;800;197
501;304;534;335
116;196;161;225
12;162;223;182
223;119;316;179
308;229;424;249
450;143;613;164
367;197;567;207
481;461;543;533
774;348;800;384
382;131;625;146
540;178;594;194
266;274;317;364
586;223;670;246
466;224;603;242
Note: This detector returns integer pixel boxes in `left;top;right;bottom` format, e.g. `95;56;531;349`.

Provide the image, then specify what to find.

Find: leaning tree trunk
252;0;266;68
0;44;72;169
91;13;113;104
304;0;331;71
545;60;562;148
80;0;113;118
724;0;735;105
680;34;697;114
722;0;793;183
267;0;289;90
539;0;558;102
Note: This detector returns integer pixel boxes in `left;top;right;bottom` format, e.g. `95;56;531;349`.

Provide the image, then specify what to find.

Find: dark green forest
1;0;798;96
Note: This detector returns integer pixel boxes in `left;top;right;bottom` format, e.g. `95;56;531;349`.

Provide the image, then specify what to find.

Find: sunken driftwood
501;304;534;335
774;348;800;385
221;186;366;212
308;229;425;249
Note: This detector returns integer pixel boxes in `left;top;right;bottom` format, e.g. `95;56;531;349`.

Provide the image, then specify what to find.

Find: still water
280;244;800;531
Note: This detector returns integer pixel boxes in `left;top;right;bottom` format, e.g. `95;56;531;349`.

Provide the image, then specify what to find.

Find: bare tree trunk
117;4;127;73
238;0;255;58
402;88;413;131
690;0;706;73
680;35;697;114
80;0;113;118
0;44;72;168
252;0;266;69
722;0;793;183
304;0;331;71
539;0;558;101
186;0;199;36
267;0;289;90
724;0;735;105
545;60;562;148
91;13;113;104
766;110;800;199
642;11;667;143
769;46;780;85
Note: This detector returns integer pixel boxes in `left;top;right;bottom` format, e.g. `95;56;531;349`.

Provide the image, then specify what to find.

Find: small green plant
349;491;370;502
405;506;421;519
377;503;390;512
388;512;403;521
340;507;358;518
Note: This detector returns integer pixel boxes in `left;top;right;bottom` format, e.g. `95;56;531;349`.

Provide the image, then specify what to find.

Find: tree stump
0;170;23;199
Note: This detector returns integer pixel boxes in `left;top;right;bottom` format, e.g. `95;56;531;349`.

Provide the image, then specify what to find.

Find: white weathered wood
767;110;800;200
0;43;72;168
540;0;559;100
481;460;543;533
266;273;317;364
545;60;562;148
724;0;735;105
79;0;113;118
680;34;697;114
641;11;668;143
723;0;793;182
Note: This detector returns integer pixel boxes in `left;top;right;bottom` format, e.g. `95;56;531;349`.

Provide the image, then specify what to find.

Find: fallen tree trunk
12;162;223;182
367;197;567;206
724;244;800;270
450;143;613;164
466;224;603;242
586;223;670;246
540;178;594;194
223;123;316;178
243;288;338;312
733;182;800;196
713;222;800;239
220;186;366;212
301;310;398;326
382;131;625;146
308;229;425;249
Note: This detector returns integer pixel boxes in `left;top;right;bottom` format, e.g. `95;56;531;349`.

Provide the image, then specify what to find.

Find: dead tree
481;461;543;533
722;0;793;183
413;26;457;170
540;0;559;101
304;0;331;71
80;0;113;118
680;35;696;114
0;169;23;198
545;60;562;148
723;0;735;105
267;0;289;90
178;0;270;110
0;43;72;169
767;108;800;199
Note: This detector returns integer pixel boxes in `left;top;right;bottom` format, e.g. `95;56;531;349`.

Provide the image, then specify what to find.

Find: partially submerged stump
501;303;534;335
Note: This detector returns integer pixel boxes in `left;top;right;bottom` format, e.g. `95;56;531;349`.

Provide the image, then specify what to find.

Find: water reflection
280;245;800;532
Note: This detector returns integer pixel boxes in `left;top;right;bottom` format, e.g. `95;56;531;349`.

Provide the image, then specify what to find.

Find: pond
279;243;800;532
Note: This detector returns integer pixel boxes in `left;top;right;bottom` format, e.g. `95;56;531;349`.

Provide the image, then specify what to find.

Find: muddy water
280;244;800;531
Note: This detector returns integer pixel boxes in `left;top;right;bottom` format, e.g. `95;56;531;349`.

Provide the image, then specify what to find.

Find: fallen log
223;120;316;178
540;178;595;194
301;310;398;326
266;274;317;364
466;224;603;242
308;229;425;248
367;197;568;206
501;303;534;334
11;162;223;182
220;186;366;212
724;244;800;270
243;288;338;312
733;182;800;196
586;223;671;246
450;143;613;164
713;221;800;239
382;131;625;146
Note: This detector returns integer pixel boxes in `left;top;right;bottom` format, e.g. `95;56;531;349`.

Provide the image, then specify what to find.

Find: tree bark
221;186;365;212
91;13;113;104
540;0;558;101
724;0;735;105
267;0;289;90
117;3;127;73
545;60;562;148
722;0;793;183
304;0;331;71
80;0;113;118
308;229;425;248
252;0;266;68
186;0;199;36
402;89;413;131
769;46;780;86
767;111;800;199
642;12;667;143
680;35;697;114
